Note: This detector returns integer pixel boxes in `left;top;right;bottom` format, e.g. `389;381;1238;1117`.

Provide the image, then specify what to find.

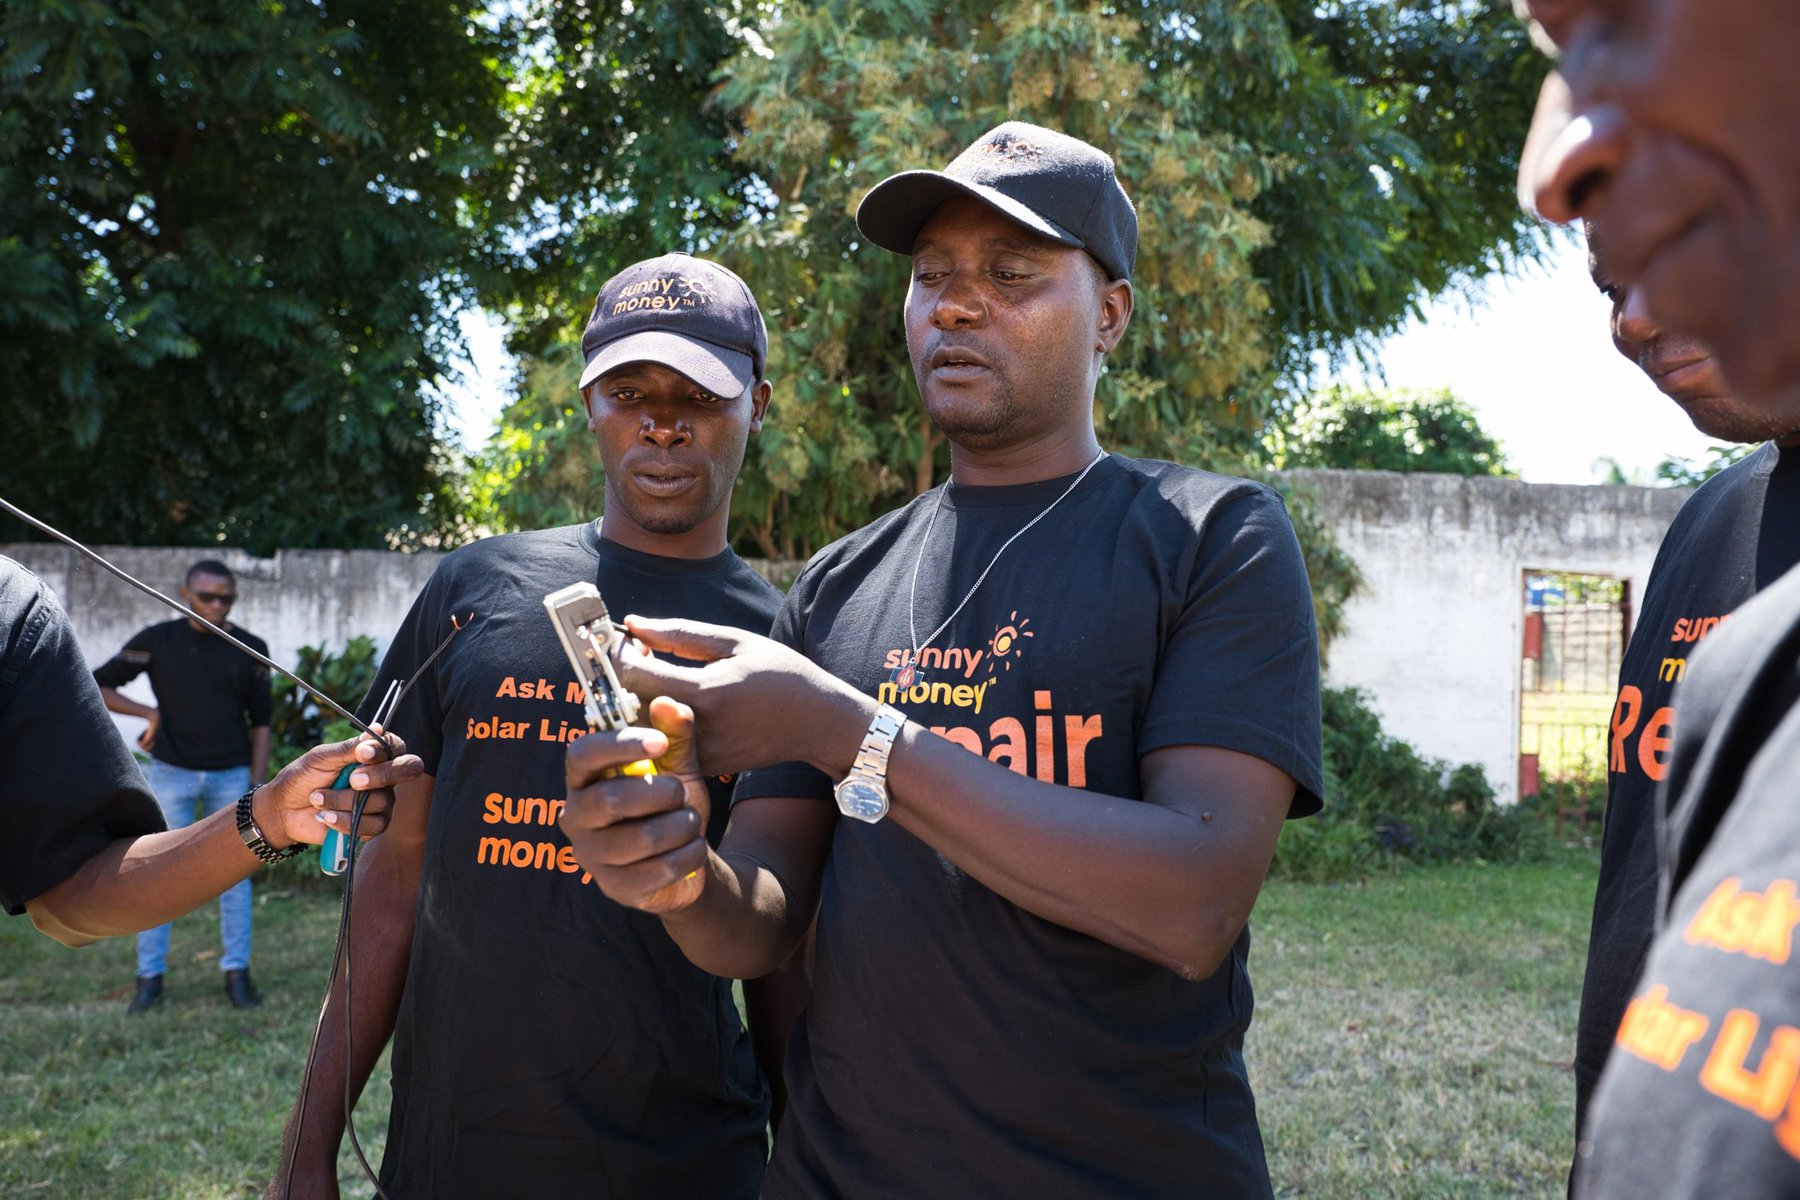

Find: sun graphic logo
673;273;718;304
976;131;1042;162
987;612;1033;671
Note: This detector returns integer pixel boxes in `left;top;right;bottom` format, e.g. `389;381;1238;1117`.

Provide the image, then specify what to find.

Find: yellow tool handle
602;758;657;780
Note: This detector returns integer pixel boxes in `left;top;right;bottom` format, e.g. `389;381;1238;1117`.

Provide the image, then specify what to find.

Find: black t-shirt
367;524;780;1199
0;557;163;915
1575;442;1800;1145
736;456;1326;1199
1576;559;1800;1197
92;617;273;769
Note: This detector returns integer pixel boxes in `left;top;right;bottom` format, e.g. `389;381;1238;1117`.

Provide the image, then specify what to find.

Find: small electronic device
320;784;354;875
543;582;657;777
321;678;401;876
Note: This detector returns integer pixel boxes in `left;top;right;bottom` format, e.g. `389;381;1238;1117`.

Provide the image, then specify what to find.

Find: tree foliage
475;0;764;360
1259;0;1549;365
2;0;1545;565
1;0;764;551
0;0;507;553
1268;386;1515;476
465;0;1541;674
711;0;1542;557
1598;443;1758;489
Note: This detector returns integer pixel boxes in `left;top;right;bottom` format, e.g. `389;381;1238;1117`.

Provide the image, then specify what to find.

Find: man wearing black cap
270;253;782;1199
561;124;1325;1197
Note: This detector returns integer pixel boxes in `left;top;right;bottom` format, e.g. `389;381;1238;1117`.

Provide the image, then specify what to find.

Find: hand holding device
561;697;713;913
613;616;876;779
543;583;658;780
260;728;418;857
318;616;466;876
321;681;402;876
548;583;715;911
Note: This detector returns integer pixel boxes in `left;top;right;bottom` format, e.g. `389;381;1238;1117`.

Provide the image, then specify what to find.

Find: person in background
1570;219;1800;1172
96;558;274;1012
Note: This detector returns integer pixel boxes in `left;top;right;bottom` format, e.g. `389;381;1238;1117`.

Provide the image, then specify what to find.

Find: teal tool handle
320;765;354;876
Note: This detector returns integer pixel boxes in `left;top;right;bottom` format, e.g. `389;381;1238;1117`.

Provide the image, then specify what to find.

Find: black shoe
223;968;262;1009
126;974;164;1015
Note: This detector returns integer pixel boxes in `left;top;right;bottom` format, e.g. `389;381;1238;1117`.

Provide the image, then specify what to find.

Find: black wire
338;789;388;1197
281;781;387;1200
280;617;465;1199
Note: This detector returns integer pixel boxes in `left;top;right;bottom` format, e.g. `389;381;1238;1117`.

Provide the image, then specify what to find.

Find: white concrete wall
1288;469;1690;804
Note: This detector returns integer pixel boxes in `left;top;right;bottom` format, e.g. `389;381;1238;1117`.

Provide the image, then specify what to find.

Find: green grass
0;881;392;1200
1250;846;1596;1198
1;852;1597;1198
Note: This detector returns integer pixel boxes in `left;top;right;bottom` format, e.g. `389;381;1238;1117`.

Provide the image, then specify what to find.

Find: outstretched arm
26;732;418;946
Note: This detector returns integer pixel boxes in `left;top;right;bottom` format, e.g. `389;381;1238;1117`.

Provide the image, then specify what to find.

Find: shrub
1272;687;1563;881
264;637;380;890
269;636;380;771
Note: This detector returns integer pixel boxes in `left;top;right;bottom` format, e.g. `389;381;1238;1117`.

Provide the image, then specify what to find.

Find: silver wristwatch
834;703;906;823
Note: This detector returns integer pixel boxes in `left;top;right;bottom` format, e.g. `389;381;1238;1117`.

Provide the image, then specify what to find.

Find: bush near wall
1272;686;1561;883
269;638;381;772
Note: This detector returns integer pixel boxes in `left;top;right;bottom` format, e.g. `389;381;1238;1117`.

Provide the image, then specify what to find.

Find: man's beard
1681;392;1800;444
923;383;1023;451
604;482;716;536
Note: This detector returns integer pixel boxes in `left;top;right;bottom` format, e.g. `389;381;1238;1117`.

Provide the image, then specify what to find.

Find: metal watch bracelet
234;785;302;864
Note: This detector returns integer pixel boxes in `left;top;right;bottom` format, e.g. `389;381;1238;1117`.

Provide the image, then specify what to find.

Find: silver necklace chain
905;448;1108;669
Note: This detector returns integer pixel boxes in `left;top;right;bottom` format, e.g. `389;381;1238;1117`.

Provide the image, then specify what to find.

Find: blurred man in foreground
1521;1;1800;1193
1571;224;1800;1168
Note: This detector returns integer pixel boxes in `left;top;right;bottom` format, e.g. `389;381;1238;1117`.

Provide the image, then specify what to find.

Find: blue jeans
135;762;254;978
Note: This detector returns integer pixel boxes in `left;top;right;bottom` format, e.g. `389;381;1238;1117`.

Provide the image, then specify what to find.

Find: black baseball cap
855;121;1138;283
578;252;767;396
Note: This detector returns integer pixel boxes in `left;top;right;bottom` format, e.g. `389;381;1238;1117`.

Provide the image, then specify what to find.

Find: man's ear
748;379;772;433
1096;279;1134;354
580;385;598;431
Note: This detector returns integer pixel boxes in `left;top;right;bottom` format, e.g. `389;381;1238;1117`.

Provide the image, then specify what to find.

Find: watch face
835;778;889;823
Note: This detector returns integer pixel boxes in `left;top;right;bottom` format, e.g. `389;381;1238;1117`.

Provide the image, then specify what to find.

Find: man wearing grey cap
270;253;783;1199
562;124;1325;1197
